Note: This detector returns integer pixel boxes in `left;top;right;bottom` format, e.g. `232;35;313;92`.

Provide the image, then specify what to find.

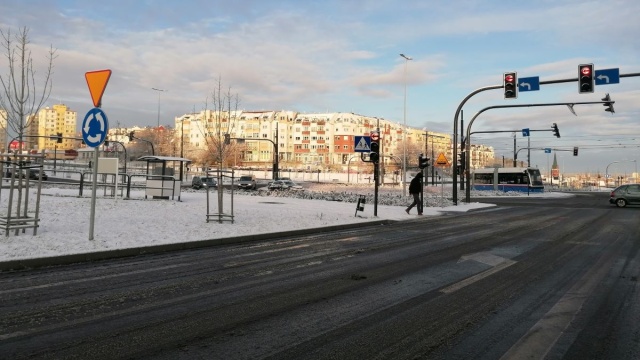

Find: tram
471;167;544;193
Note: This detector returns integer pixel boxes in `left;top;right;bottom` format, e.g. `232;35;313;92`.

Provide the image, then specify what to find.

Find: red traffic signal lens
581;66;592;76
505;74;514;83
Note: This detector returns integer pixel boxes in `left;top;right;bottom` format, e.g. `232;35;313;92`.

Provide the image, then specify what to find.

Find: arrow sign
518;76;540;92
522;128;530;137
594;68;620;85
85;69;112;107
545;148;551;153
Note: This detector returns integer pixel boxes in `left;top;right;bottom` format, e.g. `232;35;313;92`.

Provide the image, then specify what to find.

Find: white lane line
499;240;619;359
440;259;516;294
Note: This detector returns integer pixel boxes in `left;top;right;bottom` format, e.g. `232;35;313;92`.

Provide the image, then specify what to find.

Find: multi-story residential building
0;108;7;152
173;110;471;171
26;104;77;152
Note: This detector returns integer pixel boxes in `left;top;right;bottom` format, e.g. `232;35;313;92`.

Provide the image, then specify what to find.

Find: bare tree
200;76;240;169
0;26;56;147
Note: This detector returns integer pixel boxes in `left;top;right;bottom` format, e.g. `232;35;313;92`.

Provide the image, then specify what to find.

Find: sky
1;0;640;175
0;180;583;265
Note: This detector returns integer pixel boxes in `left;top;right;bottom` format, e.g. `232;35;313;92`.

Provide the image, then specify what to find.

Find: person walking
405;172;423;215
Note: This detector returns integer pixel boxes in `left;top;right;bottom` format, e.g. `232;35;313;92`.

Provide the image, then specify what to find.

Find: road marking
499;239;620;359
442;252;516;294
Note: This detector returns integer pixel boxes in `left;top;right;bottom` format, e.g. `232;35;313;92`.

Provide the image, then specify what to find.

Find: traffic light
458;152;466;172
57;132;63;143
503;72;518;99
128;131;135;141
224;133;231;145
418;153;430;169
551;123;560;138
573;147;579;156
602;93;615;114
369;138;380;163
578;63;594;94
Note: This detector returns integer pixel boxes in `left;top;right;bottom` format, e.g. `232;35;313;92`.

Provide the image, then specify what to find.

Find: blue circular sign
82;108;109;148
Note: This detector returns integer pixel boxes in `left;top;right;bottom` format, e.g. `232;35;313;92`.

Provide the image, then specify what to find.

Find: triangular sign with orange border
85;69;112;107
435;152;449;166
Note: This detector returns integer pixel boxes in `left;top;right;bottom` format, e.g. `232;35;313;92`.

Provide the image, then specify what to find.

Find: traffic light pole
229;136;279;180
452;71;640;205
463;100;612;203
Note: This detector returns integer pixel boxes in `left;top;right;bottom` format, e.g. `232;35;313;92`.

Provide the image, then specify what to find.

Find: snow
0;182;574;263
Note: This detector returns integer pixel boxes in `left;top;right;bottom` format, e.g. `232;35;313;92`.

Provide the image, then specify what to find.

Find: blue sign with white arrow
82;107;109;148
518;76;540;92
595;68;620;85
522;128;530;137
545;148;551;153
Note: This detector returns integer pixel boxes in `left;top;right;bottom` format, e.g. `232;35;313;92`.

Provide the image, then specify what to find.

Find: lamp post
151;87;167;129
400;53;412;196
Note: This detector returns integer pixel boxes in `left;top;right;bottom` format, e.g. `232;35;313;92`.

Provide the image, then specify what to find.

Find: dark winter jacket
409;174;422;194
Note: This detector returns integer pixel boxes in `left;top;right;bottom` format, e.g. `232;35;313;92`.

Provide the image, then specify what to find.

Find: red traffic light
578;63;594;94
503;71;518;99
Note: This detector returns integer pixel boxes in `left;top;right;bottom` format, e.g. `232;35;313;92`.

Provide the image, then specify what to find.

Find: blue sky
2;0;640;174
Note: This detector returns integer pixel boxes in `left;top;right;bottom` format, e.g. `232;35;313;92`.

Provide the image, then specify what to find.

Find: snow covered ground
0;182;573;263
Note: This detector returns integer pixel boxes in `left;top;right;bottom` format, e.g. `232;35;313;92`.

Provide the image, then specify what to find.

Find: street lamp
151;87;167;129
400;53;412;196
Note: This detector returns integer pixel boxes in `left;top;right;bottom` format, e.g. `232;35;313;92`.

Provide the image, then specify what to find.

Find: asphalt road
0;191;638;359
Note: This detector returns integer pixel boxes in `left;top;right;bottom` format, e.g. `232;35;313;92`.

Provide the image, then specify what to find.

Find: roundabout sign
82;107;109;148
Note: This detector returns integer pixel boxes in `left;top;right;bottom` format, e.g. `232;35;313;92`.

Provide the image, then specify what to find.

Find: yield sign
85;69;112;107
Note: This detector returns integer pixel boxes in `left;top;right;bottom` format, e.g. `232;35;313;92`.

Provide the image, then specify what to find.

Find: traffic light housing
578;63;594;94
128;131;135;141
573;147;579;156
224;133;231;145
369;139;380;163
458;152;466;172
602;93;615;114
503;72;518;99
57;132;63;143
418;153;430;169
551;123;560;138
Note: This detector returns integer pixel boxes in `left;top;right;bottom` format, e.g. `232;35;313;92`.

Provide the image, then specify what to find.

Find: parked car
192;176;217;189
26;169;48;181
4;170;25;179
281;179;303;190
267;180;286;190
237;175;257;190
609;184;640;207
267;179;303;191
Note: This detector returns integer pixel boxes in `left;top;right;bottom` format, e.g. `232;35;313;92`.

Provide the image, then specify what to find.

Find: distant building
25;104;77;152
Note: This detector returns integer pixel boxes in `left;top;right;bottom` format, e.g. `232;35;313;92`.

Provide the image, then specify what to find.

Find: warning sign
435;152;449;166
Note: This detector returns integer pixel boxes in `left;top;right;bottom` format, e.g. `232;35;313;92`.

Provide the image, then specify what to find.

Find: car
191;176;217;189
237;175;257;190
281;179;303;190
267;180;286;190
609;184;640;207
4;169;24;179
26;169;48;181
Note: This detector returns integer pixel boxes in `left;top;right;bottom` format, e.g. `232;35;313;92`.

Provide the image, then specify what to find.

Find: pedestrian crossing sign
354;136;371;152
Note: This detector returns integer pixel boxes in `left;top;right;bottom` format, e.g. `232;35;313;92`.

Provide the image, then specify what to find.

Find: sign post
83;70;111;240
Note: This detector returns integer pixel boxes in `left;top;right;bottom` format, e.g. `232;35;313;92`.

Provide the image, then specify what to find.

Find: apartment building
24;104;78;152
173;110;477;171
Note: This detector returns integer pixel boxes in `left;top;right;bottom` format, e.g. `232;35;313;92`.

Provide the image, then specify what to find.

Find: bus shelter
137;155;191;200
